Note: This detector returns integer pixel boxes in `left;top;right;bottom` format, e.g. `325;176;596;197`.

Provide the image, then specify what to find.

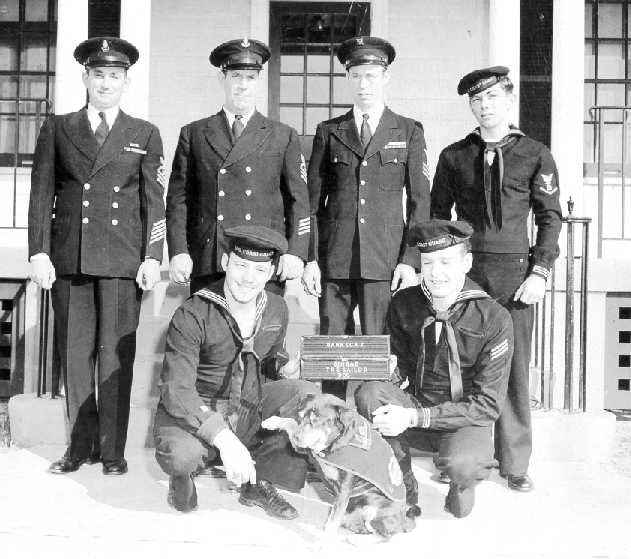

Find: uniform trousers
154;379;320;493
468;252;534;476
51;275;141;463
355;381;496;518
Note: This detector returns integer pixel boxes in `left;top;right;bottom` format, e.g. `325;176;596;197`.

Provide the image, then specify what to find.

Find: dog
262;393;416;539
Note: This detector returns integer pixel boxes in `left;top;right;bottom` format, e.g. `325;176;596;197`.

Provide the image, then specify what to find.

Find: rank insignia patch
300;154;307;184
539;173;558;195
157;156;167;188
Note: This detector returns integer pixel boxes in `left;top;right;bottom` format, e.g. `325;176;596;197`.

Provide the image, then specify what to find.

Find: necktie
360;113;372;148
232;114;244;142
94;111;109;147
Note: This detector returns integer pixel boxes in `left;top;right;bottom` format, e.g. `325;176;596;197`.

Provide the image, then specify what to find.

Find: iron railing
531;199;591;412
588;105;631;257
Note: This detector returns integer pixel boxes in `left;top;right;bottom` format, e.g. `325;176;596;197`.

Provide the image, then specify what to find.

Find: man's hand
169;253;193;284
388;354;398;379
390;263;417;292
136;259;161;291
29;254;56;290
514;274;547;305
213;428;256;486
372;404;416;437
277;253;304;282
301;260;321;297
278;353;301;380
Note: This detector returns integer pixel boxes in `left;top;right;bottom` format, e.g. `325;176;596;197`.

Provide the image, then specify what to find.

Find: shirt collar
223;106;255;128
86;103;119;128
353;104;385;133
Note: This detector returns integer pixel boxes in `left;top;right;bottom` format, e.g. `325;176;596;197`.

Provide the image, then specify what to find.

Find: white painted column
54;0;88;114
250;0;270;115
488;0;520;125
120;0;152;120
551;0;585;214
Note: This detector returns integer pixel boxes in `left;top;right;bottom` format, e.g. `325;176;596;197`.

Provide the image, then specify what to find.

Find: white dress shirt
223;106;255;130
353;103;385;136
86;104;119;133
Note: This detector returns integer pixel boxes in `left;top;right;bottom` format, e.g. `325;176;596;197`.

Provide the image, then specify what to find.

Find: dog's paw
261;416;298;432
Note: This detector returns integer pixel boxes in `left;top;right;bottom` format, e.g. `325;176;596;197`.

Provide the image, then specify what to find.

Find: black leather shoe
86;451;101;465
168;474;198;512
102;459;128;475
504;474;534;492
239;480;298;520
48;456;84;474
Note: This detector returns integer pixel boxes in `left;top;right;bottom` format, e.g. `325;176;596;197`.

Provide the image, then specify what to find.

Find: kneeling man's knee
155;436;205;477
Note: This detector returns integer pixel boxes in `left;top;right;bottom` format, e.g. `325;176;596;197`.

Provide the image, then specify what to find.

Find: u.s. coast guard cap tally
73;37;139;68
408;220;473;253
337;36;395;69
209;38;271;70
224;225;288;261
457;65;510;96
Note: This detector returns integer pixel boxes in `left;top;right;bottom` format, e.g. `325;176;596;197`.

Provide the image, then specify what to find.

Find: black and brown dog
263;393;416;539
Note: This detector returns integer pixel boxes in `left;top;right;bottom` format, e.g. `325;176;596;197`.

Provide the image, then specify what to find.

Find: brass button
245;189;252;196
245;166;252;173
112;202;119;209
84;183;90;190
83;200;90;207
360;217;365;224
245;213;251;221
360;199;365;205
362;161;367;167
360;180;366;186
113;186;120;192
219;168;227;175
82;217;89;224
218;190;225;197
218;214;224;221
394;157;398;163
111;219;118;226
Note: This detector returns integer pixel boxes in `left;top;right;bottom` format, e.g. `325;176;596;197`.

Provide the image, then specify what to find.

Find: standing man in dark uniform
302;36;430;338
154;225;319;515
355;220;513;518
166;38;310;294
28;38;166;475
431;67;563;492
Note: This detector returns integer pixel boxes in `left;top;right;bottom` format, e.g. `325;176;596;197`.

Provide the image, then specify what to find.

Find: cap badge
101;39;109;52
241;37;250;48
356;37;364;46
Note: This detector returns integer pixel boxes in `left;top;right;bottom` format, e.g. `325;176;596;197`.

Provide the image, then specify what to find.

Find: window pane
307;55;330;74
333;56;346;74
585;3;593;38
307;14;331;43
306;76;329;103
598;3;623;38
584;123;595;164
597;42;624;79
280;14;305;43
281;55;303;73
333;75;349;105
597;83;625;107
279;106;302;134
280;75;303;103
305;107;329;135
334;14;358;42
585;42;595;79
0;38;18;71
0;76;18;97
21;36;49;71
0;168;16;224
585;83;595;121
19;114;40;153
603;123;622;164
25;0;48;21
0;0;19;21
0;115;16;155
20;75;46;98
331;105;352;119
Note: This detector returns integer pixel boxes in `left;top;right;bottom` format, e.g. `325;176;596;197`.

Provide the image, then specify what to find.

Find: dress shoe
102;459;128;475
86;451;101;465
437;470;451;484
168;474;198;512
239;479;298;520
503;473;534;492
444;482;475;518
48;456;84;474
406;504;422;518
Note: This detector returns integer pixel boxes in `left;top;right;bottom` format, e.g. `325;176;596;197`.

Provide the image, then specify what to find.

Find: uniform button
219;168;226;175
218;214;224;221
245;213;251;221
83;183;90;190
245;166;252;173
112;202;119;208
113;186;120;192
360;198;365;205
360;217;365;224
245;189;252;196
82;217;89;224
111;219;118;226
394;157;398;163
83;200;89;207
218;190;225;197
360;180;366;186
362;160;367;166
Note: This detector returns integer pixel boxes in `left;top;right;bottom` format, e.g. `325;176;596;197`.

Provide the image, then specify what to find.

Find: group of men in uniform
27;31;561;521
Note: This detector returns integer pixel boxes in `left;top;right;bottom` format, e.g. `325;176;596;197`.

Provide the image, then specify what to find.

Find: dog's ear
328;407;360;453
277;391;317;419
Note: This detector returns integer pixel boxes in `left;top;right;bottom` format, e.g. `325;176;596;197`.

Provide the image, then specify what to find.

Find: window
584;0;631;175
0;0;56;167
269;2;370;160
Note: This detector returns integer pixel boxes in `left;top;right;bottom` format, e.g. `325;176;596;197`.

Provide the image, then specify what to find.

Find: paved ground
1;440;630;559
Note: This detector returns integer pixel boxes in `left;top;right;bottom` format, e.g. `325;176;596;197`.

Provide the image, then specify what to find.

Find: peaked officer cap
210;38;271;70
337;36;395;69
74;37;139;68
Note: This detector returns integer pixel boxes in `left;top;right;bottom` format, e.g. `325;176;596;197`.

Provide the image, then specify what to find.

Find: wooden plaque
299;335;390;381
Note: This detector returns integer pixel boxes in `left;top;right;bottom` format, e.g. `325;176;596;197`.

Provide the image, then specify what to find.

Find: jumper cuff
530;264;551;280
415;407;431;429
